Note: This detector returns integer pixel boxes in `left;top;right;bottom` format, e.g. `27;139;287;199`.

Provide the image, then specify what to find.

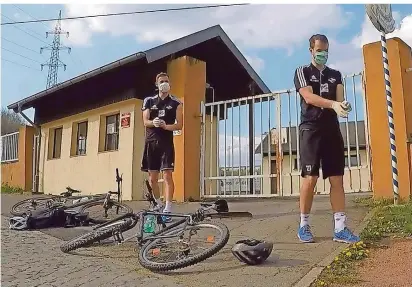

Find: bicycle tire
10;196;60;216
138;220;229;272
78;200;133;223
60;218;134;253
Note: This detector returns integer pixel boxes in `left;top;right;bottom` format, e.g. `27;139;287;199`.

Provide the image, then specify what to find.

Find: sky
1;4;412;167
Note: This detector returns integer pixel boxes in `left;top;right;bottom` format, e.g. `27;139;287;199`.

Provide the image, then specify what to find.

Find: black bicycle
10;169;132;223
60;180;233;272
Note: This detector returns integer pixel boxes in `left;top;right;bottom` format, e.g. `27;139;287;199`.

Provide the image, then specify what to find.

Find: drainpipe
17;104;41;194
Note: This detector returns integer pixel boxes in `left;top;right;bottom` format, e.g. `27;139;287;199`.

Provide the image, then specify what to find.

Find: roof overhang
8;25;269;113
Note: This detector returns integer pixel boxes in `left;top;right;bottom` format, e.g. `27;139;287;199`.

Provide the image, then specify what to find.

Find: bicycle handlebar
60;187;82;196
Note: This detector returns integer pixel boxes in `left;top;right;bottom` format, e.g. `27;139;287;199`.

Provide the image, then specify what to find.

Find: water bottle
143;215;156;234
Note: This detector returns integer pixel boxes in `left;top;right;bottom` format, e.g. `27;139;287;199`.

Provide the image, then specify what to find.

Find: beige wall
38;99;145;201
261;150;371;195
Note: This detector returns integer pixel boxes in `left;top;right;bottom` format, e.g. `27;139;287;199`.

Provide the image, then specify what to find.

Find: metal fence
200;72;371;198
1;132;19;163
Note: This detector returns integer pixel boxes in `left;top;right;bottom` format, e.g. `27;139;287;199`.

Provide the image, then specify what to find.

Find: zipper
317;69;324;119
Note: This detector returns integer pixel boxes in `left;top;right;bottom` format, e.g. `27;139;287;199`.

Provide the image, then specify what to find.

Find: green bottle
143;215;156;233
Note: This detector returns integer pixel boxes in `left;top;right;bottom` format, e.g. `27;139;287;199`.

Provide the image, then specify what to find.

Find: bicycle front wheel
138;220;229;272
79;200;133;224
60;218;134;253
10;196;60;216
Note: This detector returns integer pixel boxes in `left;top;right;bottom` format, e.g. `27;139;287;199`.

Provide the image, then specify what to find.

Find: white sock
300;214;310;228
163;201;172;213
334;212;346;232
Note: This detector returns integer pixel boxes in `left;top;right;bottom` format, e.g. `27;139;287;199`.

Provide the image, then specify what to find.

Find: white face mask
158;82;170;93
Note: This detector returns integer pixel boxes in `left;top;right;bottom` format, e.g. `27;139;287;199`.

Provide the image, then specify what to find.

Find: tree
1;108;27;135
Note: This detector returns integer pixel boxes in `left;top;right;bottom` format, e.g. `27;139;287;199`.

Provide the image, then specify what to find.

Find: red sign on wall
121;113;131;128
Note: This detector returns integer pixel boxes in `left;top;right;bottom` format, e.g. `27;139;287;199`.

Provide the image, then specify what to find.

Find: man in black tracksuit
294;34;360;244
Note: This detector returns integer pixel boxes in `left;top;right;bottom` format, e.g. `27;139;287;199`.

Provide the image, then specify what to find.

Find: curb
292;209;375;287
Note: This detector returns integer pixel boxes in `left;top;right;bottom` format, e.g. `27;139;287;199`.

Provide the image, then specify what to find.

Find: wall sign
121;113;131;128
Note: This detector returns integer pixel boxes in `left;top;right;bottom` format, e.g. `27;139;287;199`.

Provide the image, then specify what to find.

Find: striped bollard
380;31;399;205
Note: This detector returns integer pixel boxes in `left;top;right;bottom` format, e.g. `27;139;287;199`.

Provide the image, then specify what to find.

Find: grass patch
311;199;412;287
1;183;25;194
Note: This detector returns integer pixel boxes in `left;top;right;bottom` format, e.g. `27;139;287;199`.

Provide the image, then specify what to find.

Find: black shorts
141;140;175;172
299;125;345;179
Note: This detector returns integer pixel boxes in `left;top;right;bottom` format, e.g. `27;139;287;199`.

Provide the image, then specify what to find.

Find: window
52;127;63;159
345;155;360;167
104;114;119;151
76;121;88;155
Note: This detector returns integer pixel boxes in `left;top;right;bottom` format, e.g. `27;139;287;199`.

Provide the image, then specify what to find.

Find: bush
1;183;25;194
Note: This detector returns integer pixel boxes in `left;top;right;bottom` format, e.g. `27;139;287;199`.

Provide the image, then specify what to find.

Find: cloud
329;13;412;75
244;55;265;74
218;134;262;167
62;4;348;52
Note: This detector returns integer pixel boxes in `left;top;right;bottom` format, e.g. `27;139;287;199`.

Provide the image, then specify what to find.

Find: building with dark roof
7;25;269;201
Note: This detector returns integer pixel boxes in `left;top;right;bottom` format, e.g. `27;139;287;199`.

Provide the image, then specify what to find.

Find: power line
10;5;87;73
41;10;71;89
12;4;50;30
1;37;40;54
1;4;249;25
1;13;51;46
1;47;42;64
1;58;41;71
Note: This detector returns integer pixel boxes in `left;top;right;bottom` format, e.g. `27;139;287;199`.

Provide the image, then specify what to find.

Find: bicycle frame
50;168;124;210
95;205;216;247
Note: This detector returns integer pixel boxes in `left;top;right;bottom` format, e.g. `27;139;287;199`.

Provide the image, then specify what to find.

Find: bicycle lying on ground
10;169;132;223
60;180;240;272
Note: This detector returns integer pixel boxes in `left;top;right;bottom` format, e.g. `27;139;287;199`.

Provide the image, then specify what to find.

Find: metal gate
200;72;372;198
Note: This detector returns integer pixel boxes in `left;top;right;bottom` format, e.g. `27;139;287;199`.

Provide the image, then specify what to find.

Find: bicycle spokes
142;226;221;264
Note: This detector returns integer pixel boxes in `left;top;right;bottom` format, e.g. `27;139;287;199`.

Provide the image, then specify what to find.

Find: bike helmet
231;239;273;265
214;199;229;213
9;216;28;230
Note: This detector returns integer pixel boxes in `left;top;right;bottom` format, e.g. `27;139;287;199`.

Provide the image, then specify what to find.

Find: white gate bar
276;94;283;196
287;91;293;195
231;101;235;196
216;103;220;194
267;95;273;194
295;90;301;189
252;96;256;195
343;77;353;190
200;101;206;196
223;102;227;196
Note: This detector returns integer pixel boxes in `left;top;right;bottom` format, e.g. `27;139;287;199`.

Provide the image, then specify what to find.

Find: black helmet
214;199;229;213
231;239;273;265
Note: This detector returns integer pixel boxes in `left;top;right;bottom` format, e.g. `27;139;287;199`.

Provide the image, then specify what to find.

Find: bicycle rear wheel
10;196;60;216
60;218;134;253
138;220;229;272
79;200;133;224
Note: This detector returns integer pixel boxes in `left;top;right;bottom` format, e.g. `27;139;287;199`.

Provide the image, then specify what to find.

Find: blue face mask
313;51;328;65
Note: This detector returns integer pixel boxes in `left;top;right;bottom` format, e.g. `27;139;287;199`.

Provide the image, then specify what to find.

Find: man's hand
159;119;166;129
342;100;352;113
331;101;350;118
153;117;161;127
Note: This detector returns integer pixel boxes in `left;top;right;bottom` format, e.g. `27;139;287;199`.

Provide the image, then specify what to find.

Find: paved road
1;193;370;287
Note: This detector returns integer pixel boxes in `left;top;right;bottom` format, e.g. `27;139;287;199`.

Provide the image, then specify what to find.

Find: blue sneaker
161;212;172;223
333;227;360;243
298;225;315;243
